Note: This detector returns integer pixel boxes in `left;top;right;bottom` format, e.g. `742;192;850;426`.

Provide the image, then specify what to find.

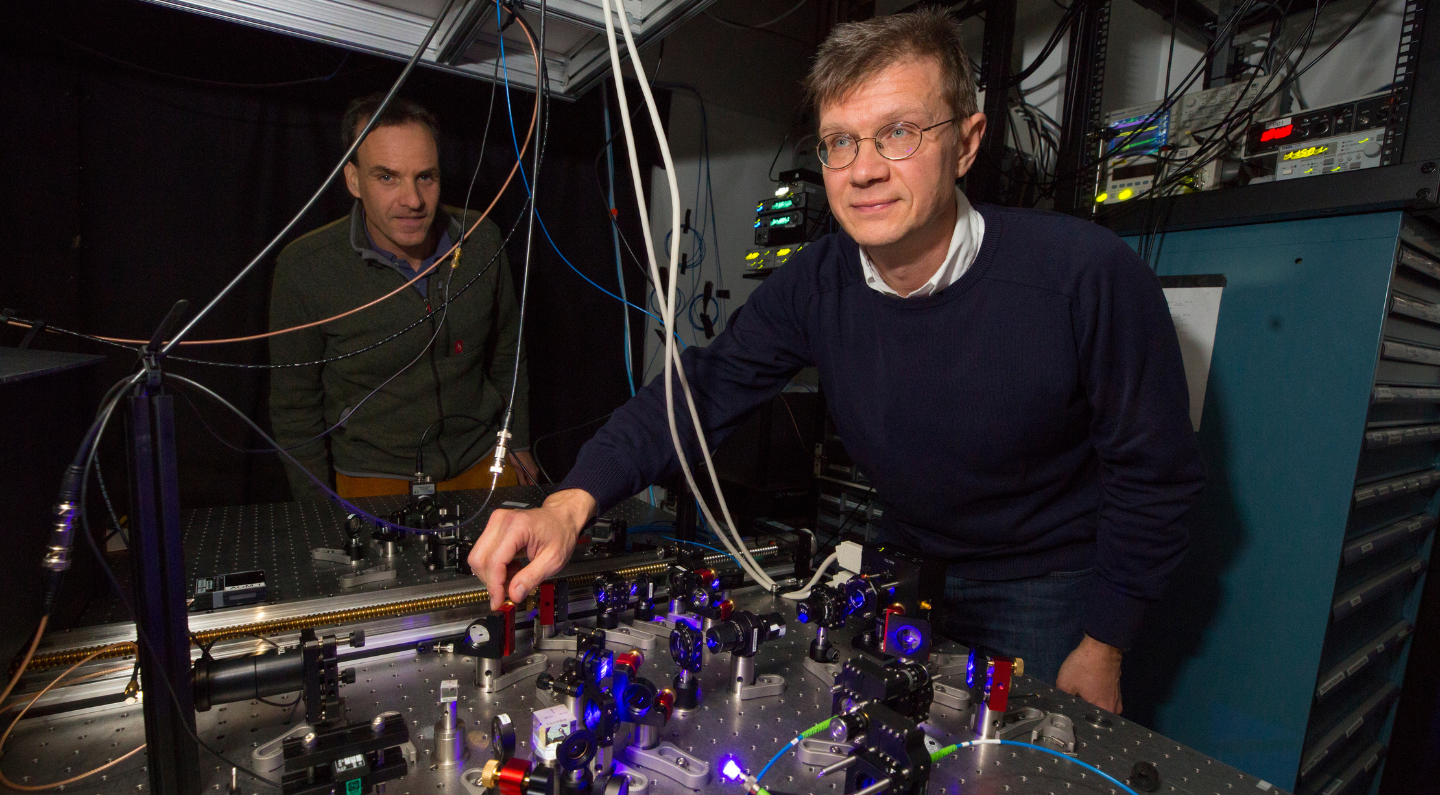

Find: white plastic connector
836;541;865;575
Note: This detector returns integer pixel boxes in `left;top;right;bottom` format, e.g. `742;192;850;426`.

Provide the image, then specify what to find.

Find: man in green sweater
269;94;533;500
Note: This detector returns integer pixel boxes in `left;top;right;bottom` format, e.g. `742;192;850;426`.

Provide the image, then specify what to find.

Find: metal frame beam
1054;0;1110;215
968;0;1018;203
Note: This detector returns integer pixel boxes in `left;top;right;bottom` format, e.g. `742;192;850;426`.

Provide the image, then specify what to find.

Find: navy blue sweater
560;204;1205;649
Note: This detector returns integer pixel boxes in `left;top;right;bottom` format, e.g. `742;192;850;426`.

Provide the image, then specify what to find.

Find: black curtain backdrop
0;0;662;510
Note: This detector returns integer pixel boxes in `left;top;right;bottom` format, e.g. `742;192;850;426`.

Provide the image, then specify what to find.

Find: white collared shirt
858;187;985;298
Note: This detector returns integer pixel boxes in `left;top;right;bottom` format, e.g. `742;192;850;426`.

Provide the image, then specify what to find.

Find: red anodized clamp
497;757;532;795
497;600;517;658
538;583;556;629
716;599;735;621
655;688;676;722
615;649;645;675
986;658;1014;714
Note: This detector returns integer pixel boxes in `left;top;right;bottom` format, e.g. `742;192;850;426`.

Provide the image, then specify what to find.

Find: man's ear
954;112;988;179
343;161;361;199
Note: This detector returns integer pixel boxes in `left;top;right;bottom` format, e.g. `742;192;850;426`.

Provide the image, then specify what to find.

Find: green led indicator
346;779;363;795
769;215;791;227
772;199;794;210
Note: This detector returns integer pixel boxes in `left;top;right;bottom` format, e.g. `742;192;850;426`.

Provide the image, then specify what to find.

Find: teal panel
1120;212;1405;788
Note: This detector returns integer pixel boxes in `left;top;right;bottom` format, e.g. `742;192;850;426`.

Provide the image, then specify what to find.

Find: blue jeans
941;567;1092;685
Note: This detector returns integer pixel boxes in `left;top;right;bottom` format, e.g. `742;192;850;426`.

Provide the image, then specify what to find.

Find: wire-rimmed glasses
817;118;956;170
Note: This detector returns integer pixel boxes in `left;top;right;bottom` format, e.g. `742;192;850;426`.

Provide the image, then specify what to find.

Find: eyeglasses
816;118;957;170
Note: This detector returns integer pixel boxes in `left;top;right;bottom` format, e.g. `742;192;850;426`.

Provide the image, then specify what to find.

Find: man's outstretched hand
468;488;597;609
1055;634;1123;713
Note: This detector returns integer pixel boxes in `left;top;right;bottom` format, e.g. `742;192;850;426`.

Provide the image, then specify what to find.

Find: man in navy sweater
468;9;1204;711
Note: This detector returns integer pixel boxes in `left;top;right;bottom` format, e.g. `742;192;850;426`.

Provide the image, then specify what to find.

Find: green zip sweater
268;203;528;499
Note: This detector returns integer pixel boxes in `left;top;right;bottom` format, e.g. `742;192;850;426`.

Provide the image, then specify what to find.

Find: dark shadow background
0;0;664;508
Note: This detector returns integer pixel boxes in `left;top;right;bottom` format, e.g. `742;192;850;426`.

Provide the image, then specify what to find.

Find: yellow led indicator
1095;192;1109;203
745;252;759;260
1283;145;1330;161
778;248;792;256
1358;138;1370;143
1118;188;1134;201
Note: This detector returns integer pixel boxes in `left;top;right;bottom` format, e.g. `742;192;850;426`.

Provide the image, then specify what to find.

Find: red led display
1260;124;1294;142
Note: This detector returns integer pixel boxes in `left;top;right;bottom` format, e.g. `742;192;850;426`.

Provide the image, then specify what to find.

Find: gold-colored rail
25;546;781;672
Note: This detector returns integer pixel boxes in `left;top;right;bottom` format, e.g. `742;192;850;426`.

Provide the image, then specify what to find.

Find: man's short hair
803;8;980;124
341;93;440;163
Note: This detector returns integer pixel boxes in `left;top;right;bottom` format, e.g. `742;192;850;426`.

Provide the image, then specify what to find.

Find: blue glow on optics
623;686;652;719
598;655;613;681
584;701;602;730
710;578;721;589
966;650;977;688
706;635;719;651
894;626;923;655
630;583;639;597
796;604;811;623
720;758;744;781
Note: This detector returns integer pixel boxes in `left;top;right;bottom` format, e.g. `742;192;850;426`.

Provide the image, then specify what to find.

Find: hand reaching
467;488;596;609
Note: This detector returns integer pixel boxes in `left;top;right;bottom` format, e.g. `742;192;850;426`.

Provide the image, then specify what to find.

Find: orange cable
0;641;143;791
0;617;47;709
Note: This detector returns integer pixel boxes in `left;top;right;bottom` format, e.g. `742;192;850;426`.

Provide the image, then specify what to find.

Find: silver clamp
338;563;397;589
730;654;785;700
620;738;711;790
477;652;548;694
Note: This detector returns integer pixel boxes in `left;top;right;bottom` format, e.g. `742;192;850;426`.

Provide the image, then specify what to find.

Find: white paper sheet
1160;276;1226;432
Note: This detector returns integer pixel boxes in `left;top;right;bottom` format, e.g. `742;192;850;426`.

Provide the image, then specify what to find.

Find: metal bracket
459;766;489;795
933;681;974;712
611;760;652;795
648;611;698;632
736;674;786;700
620;740;711;790
1002;710;1076;753
729;653;785;700
972;706;1076;753
534;633;579;652
251;723;312;773
338;563;397;589
478;652;548;694
310;547;355;565
802;655;842;684
796;738;853;768
928;651;969;678
606;623;659;651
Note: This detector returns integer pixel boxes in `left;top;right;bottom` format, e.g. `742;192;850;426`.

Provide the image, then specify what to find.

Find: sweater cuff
1083;578;1149;651
556;457;644;516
